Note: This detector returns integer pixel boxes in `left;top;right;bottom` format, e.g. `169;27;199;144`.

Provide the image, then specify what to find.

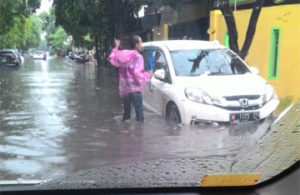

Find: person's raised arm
108;38;122;67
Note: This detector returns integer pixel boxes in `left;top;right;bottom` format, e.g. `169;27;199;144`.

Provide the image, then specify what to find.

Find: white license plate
230;112;260;123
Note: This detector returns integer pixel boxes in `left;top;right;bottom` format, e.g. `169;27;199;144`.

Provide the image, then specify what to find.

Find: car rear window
0;52;14;56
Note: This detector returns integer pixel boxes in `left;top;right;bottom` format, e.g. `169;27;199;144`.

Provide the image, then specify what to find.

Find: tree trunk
219;0;264;59
240;0;264;59
99;30;103;66
95;35;100;66
219;0;240;55
115;22;124;40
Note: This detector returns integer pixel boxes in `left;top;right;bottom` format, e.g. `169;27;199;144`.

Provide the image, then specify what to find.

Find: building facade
209;3;300;102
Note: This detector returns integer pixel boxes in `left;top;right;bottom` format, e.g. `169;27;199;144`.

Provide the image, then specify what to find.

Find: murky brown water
0;56;274;182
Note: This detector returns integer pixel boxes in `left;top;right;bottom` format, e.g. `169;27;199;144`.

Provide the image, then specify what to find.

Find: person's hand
148;70;153;77
114;38;121;49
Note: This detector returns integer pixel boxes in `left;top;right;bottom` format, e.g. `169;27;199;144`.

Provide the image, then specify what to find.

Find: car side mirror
154;69;166;80
249;67;259;75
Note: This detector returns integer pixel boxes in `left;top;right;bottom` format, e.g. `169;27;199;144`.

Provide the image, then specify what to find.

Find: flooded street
0;56;275;182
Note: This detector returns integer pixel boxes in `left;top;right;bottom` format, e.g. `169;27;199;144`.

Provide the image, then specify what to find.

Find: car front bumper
180;98;280;124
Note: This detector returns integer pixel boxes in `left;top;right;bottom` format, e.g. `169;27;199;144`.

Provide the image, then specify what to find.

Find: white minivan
142;40;279;124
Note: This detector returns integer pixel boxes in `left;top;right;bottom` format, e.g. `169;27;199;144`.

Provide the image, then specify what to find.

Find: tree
48;26;68;54
20;16;42;51
53;0;97;44
38;8;59;52
0;16;41;51
52;0;184;64
218;0;265;59
39;8;57;36
0;0;41;35
53;0;116;63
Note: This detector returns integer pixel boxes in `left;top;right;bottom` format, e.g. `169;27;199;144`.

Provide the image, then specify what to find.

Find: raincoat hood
109;49;139;67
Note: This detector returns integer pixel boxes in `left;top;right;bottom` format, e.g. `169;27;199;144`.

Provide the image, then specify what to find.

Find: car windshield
171;49;250;76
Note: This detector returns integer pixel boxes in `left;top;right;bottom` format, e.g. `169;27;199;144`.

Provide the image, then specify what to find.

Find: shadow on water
0;56;275;181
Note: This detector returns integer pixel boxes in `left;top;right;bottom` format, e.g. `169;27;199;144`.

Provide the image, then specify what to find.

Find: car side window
142;49;150;70
142;48;172;84
153;50;172;84
154;50;167;71
142;47;156;72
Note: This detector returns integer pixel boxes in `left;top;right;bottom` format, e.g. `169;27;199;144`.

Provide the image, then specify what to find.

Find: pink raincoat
108;49;151;97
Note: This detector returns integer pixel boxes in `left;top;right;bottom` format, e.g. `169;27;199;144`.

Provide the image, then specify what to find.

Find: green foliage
53;0;109;44
0;0;41;35
39;8;57;36
48;26;68;53
38;7;69;54
23;16;42;51
51;0;190;63
0;16;41;51
52;0;189;49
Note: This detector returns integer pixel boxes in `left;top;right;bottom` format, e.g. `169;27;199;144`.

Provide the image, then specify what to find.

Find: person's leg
132;92;144;122
122;94;131;121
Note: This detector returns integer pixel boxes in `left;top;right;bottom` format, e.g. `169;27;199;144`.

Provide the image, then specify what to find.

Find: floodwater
0;56;274;182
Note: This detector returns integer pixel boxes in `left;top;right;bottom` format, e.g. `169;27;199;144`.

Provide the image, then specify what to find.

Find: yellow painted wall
208;4;300;102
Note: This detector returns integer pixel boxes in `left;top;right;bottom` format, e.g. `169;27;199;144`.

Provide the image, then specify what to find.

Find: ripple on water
1;159;43;175
41;156;67;164
4;135;30;143
0;145;45;157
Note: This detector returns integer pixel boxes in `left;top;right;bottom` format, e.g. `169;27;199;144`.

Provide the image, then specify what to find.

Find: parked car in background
4;49;24;64
33;51;46;60
15;49;24;64
0;49;22;68
68;51;89;63
142;40;279;124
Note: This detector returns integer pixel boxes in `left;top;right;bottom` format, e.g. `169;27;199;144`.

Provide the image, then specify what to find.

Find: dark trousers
122;92;144;122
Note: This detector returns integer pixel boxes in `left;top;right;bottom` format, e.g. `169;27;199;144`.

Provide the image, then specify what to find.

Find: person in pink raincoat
108;35;152;123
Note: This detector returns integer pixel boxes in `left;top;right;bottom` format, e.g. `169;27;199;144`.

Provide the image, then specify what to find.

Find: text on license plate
230;112;260;123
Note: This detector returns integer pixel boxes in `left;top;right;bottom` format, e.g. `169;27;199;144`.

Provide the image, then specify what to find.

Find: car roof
0;49;16;53
0;49;17;54
142;40;225;51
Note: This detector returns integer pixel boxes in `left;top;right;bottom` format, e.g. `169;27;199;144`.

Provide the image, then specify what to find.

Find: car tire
166;103;181;123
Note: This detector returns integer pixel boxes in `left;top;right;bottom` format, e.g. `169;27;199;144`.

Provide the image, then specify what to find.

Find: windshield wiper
208;72;232;76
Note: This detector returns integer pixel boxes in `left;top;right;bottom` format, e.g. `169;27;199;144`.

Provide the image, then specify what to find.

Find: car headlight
264;84;275;103
185;87;212;104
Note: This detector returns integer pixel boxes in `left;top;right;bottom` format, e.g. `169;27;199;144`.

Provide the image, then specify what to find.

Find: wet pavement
0;56;297;188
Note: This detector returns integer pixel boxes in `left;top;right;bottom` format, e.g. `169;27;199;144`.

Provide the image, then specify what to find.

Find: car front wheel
166;103;181;123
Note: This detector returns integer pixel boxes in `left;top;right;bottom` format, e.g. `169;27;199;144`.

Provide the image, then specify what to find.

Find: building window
224;31;229;48
268;27;281;79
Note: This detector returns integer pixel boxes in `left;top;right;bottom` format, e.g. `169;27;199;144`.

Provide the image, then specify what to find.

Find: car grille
217;105;261;111
216;95;262;111
224;95;261;101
